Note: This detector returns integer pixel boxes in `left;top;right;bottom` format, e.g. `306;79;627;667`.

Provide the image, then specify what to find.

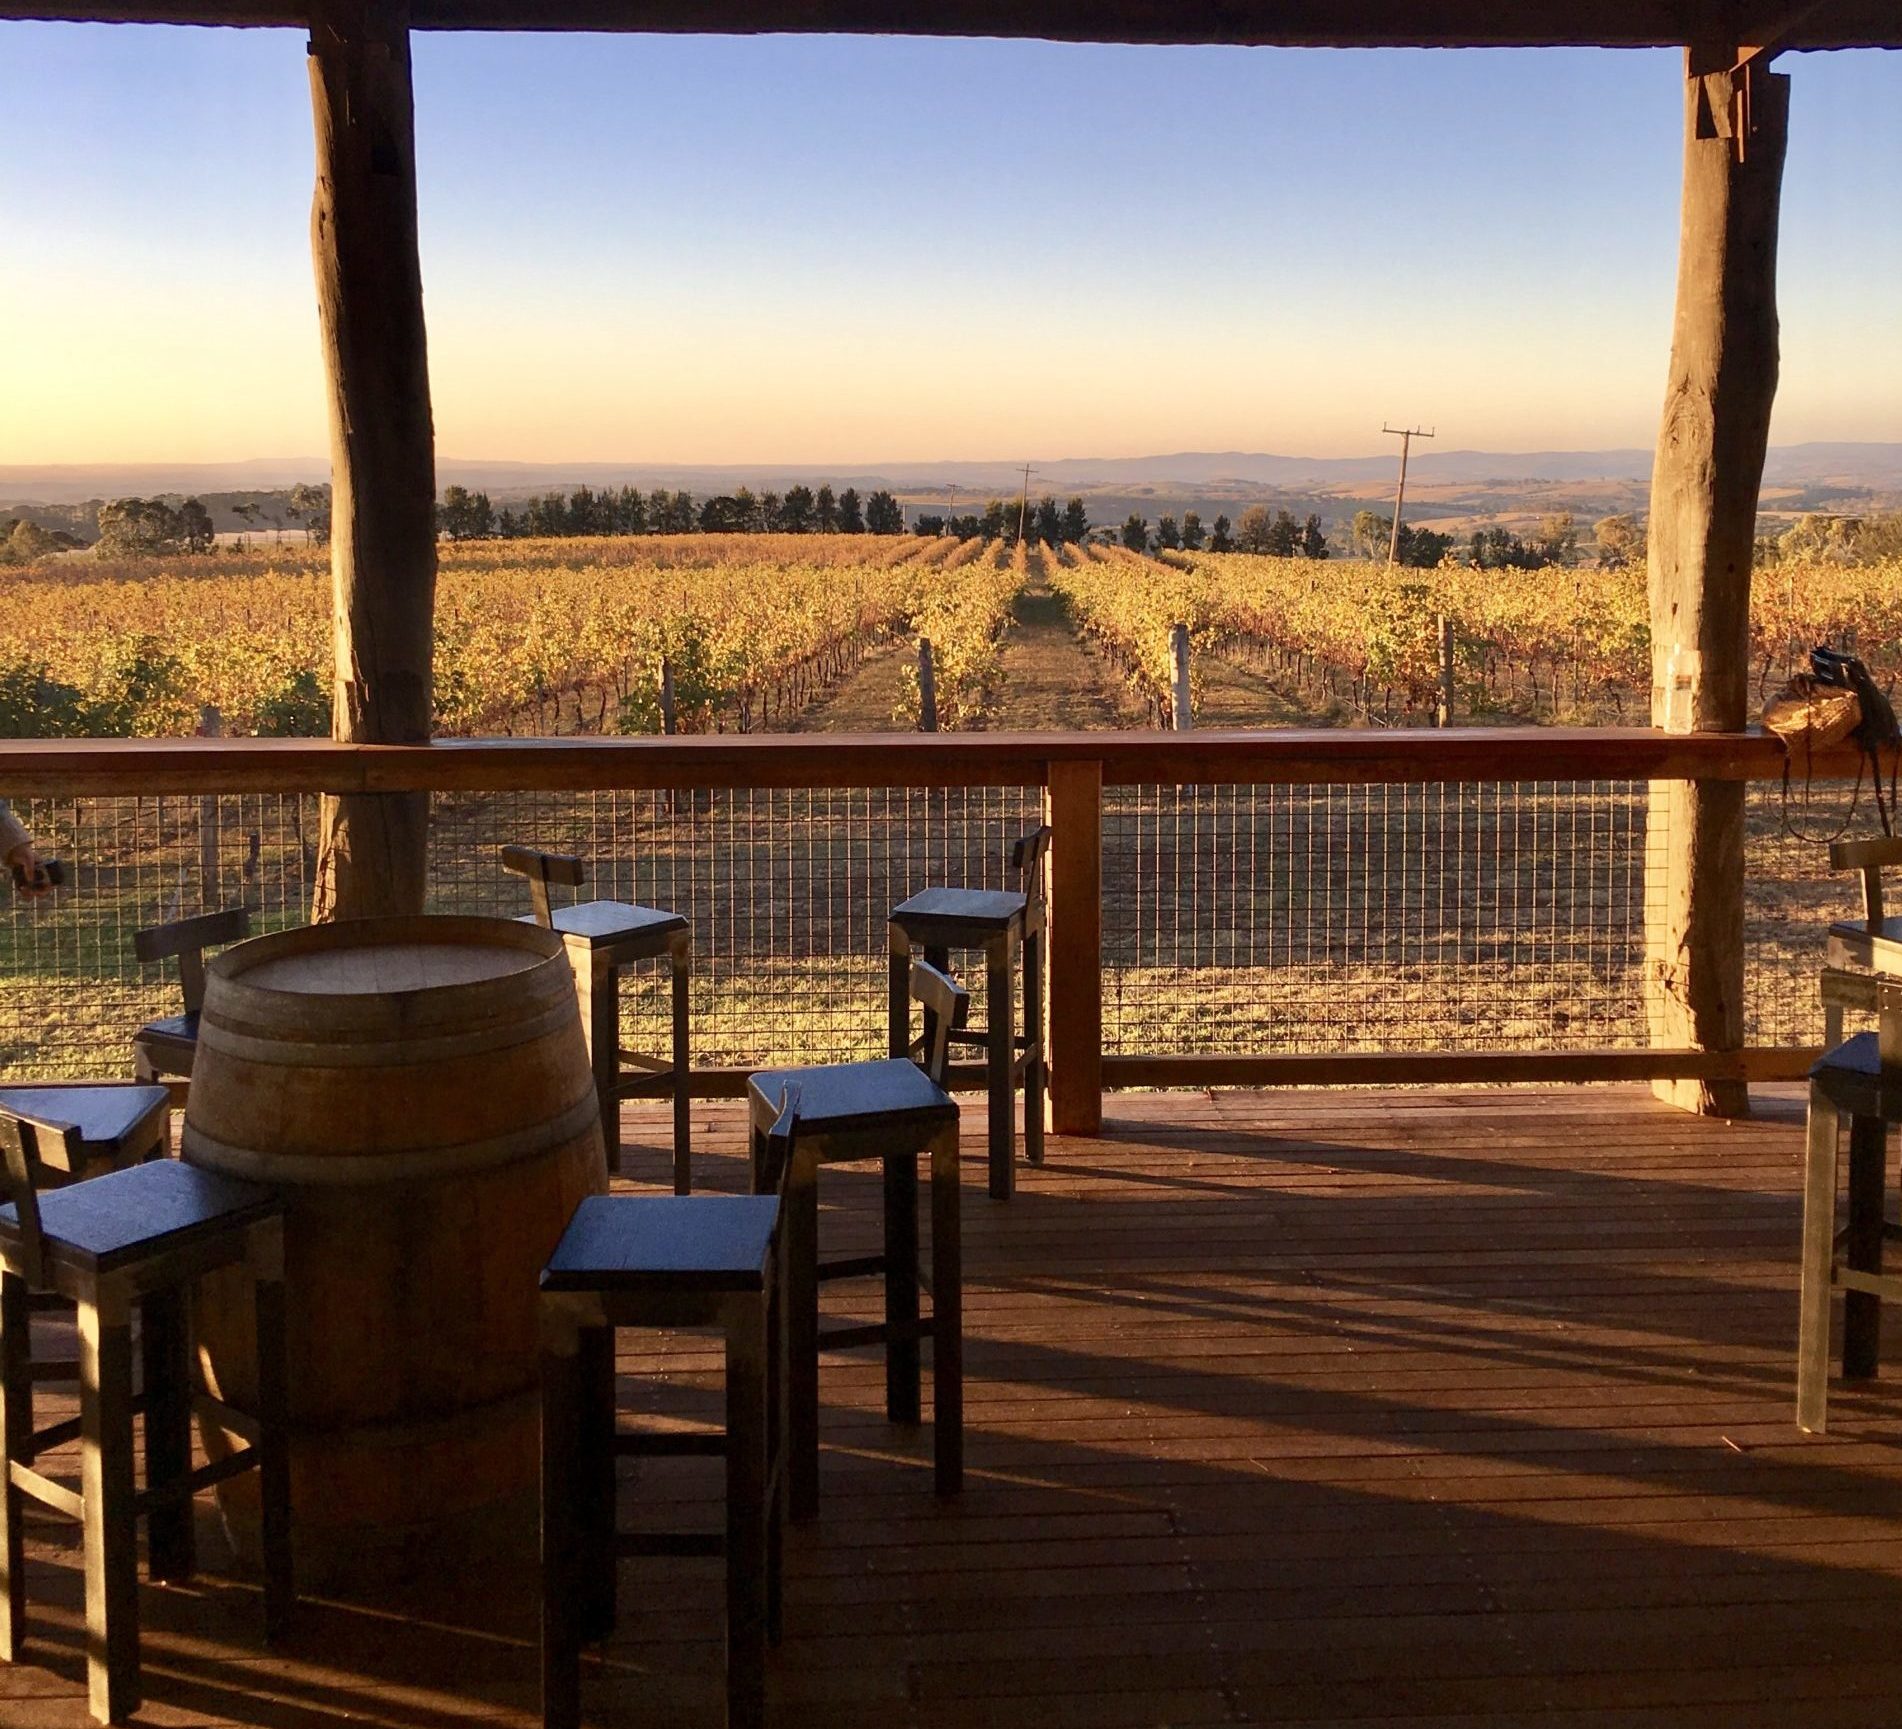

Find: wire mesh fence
0;773;1863;1082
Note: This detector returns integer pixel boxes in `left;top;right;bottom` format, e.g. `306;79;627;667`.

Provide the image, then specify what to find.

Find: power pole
1016;463;1036;545
1381;423;1434;565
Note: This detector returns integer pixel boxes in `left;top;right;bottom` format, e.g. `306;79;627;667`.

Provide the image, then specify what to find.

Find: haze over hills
5;447;1900;541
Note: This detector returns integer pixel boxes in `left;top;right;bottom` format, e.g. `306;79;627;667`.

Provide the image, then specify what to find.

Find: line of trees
1121;505;1331;560
439;482;909;542
913;496;1091;545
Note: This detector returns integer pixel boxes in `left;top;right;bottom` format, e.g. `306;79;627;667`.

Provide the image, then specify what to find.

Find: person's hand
5;842;53;898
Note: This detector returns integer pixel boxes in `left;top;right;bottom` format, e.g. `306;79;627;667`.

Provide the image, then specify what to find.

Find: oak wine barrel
181;915;607;1576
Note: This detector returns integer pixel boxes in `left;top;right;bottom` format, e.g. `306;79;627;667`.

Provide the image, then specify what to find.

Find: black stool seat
747;1059;954;1133
134;1011;198;1046
0;1084;169;1175
890;886;1028;942
544;1195;779;1293
540;1184;787;1729
1829;916;1902;972
1811;1032;1902;1116
1;1159;276;1278
521;900;688;950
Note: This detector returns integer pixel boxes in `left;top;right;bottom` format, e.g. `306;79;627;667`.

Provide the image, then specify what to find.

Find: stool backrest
759;1082;801;1193
0;1105;71;1288
501;845;588;927
134;906;251;1014
1011;826;1052;903
911;960;969;1085
1830;837;1902;929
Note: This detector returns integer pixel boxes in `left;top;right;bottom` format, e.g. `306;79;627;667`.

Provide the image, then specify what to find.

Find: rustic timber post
1645;44;1789;1116
1044;759;1103;1134
308;0;437;920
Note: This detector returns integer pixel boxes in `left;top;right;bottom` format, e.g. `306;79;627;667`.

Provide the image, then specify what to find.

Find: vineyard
5;530;1902;737
0;533;1027;739
1056;543;1902;726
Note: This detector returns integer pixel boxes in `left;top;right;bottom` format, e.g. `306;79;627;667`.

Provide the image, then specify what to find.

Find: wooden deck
9;1084;1902;1728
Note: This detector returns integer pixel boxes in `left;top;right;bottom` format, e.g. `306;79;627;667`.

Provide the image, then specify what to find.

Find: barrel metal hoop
195;996;579;1069
180;1087;601;1186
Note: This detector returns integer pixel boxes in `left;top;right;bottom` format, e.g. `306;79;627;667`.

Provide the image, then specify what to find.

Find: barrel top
244;940;541;997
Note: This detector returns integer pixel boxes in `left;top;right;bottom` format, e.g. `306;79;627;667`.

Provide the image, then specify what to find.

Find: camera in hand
10;857;64;892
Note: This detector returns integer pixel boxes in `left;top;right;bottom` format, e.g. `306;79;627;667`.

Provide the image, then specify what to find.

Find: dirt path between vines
789;640;911;732
981;567;1148;731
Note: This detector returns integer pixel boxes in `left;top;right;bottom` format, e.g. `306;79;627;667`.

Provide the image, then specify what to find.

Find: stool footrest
134;1446;258;1515
194;1392;262;1445
615;1531;725;1560
818;1253;887;1282
822;1316;937;1352
9;1459;83;1520
1836;1266;1902;1300
26;1412;83;1454
29;1356;81;1384
614;1431;726;1458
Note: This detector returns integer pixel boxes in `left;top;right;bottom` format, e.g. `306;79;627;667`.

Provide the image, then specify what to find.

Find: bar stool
503;845;692;1189
0;1106;292;1724
539;1099;790;1729
1797;1007;1902;1433
748;962;965;1520
131;907;251;1085
888;824;1048;1201
1821;838;1902;1046
0;1084;170;1180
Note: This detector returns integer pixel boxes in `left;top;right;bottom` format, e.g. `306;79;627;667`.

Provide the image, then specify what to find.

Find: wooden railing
0;728;1859;1129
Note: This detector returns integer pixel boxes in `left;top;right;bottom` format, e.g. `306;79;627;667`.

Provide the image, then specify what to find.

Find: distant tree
1468;525;1539;569
176;498;216;554
666;491;696;533
913;513;947;537
836;488;865;534
1351;509;1389;559
756;491;782;533
1061;497;1090;544
1180;511;1205;551
815;485;839;532
1121;514;1149;552
95;498;182;558
1593;513;1646;570
1403;526;1453;566
613;485;646;535
439;485;492;541
1236;505;1274;554
699;494;746;533
1301;513;1329;560
865;489;905;535
230;501;261;543
1034;496;1062;545
1264;509;1300;557
1209;513;1234;553
779;484;815;533
496;507;521;538
949;514;985;540
1155;515;1181;551
567;486;599;536
979;498;1008;540
0;519;57;565
288;481;331;546
1532;512;1578;568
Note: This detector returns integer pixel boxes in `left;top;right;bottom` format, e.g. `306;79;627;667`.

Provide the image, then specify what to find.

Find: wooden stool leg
573;941;621;1178
0;1272;29;1661
883;1150;920;1426
785;1149;821;1523
577;1324;617;1644
765;1243;787;1647
140;1286;195;1584
929;1121;963;1498
725;1298;770;1729
1824;1000;1845;1050
1022;921;1045;1168
79;1287;139;1725
671;933;693;1196
1844;1112;1887;1380
887;925;912;1060
541;1307;585;1729
985;933;1015;1200
251;1224;294;1644
1798;1089;1842;1431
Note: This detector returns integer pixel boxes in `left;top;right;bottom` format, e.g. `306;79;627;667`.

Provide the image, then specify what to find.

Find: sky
0;26;1898;467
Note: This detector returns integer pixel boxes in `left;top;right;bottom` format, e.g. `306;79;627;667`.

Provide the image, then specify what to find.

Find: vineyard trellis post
1170;624;1192;731
917;639;938;732
308;0;437;922
1644;41;1789;1117
1436;617;1455;727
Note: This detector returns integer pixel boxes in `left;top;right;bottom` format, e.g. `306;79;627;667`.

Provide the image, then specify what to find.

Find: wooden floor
9;1085;1902;1728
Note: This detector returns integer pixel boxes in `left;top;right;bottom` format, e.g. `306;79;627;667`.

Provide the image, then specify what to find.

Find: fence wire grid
0;778;1861;1082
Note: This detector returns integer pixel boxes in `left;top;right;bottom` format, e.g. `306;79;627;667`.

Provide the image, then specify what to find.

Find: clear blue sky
0;25;1896;464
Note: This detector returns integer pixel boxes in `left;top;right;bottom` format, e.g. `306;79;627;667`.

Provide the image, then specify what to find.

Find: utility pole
1381;423;1434;565
1016;463;1036;545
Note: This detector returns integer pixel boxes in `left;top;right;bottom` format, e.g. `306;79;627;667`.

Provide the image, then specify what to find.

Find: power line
1381;423;1435;565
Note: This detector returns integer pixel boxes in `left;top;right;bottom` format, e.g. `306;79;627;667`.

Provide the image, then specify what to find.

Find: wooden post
1435;616;1455;727
308;0;437;922
1170;624;1192;731
1043;759;1102;1135
917;639;938;732
1645;45;1789;1116
197;704;221;907
659;656;678;736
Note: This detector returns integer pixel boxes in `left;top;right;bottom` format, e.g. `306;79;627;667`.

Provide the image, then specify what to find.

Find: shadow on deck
9;1085;1902;1728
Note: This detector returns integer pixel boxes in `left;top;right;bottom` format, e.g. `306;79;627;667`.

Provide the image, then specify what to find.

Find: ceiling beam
2;0;1899;48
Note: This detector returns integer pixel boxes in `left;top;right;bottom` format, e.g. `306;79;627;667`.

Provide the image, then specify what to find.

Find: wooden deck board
10;1083;1902;1726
